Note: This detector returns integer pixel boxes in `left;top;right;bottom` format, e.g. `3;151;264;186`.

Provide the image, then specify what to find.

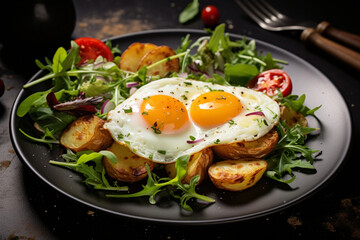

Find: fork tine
257;0;285;20
252;0;279;22
235;0;269;30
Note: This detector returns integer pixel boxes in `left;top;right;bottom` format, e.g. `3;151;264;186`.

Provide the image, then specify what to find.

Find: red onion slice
129;87;137;95
126;82;139;88
245;111;265;117
101;100;115;114
177;72;188;78
186;138;205;144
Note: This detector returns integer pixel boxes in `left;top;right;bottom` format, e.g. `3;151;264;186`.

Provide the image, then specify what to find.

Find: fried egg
104;77;280;163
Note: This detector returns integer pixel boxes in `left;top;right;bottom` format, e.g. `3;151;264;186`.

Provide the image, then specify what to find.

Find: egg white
104;77;280;163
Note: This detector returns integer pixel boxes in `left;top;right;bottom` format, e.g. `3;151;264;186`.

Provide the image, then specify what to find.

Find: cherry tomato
201;5;220;26
248;69;292;97
74;37;113;65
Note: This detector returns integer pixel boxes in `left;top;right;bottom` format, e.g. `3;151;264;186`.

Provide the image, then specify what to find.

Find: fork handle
301;28;360;72
316;21;360;52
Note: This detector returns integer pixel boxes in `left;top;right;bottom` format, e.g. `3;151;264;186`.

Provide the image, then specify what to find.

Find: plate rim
9;28;353;225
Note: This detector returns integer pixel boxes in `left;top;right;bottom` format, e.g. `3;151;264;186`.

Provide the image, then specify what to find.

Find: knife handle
316;21;360;52
301;28;360;72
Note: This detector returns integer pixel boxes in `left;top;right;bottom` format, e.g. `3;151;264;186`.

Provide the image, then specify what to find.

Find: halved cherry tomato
248;69;292;97
201;5;220;27
74;37;113;65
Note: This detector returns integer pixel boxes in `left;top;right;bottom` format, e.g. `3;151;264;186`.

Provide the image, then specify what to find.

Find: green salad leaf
224;63;259;86
275;93;322;116
106;155;215;211
17;25;322;211
50;150;128;191
178;0;199;24
265;121;319;183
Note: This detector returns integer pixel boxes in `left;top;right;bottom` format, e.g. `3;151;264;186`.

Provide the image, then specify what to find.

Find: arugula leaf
29;107;76;136
16;90;52;117
275;93;321;116
207;24;227;54
106;155;215;211
265;121;319;183
179;0;199;24
19;128;59;149
61;41;79;71
52;47;67;73
49;151;128;191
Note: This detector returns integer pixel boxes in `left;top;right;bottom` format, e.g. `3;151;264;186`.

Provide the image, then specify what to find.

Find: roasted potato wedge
212;128;278;159
208;158;267;191
280;105;308;127
60;115;113;153
138;45;179;77
103;142;157;182
165;148;213;185
119;42;158;72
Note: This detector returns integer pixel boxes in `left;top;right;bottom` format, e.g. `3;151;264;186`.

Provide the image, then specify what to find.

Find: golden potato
212;128;278;159
119;42;158;72
60;115;113;153
280;105;308;127
138;45;179;77
165;148;213;185
208;158;267;191
103;142;157;182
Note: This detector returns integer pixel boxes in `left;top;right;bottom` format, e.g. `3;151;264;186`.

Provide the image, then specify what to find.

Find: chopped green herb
228;120;236;126
266;107;278;119
157;150;166;155
151;121;163;134
124;107;133;113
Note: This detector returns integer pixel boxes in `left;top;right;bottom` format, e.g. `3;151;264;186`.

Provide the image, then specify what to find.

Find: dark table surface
1;0;360;239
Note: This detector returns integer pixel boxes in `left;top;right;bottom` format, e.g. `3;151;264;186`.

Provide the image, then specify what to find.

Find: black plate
10;29;352;224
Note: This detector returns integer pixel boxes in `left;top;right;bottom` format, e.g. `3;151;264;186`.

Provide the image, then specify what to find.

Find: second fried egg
104;77;280;163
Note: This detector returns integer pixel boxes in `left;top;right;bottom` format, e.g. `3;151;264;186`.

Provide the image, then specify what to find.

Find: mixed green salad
16;24;321;211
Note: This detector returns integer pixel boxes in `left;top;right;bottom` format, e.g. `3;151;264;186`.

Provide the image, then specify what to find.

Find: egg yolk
190;91;242;128
140;95;189;134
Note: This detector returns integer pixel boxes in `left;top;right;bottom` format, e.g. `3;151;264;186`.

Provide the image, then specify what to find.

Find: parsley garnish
157;150;166;155
124;107;133;113
228;120;236;126
151;121;163;134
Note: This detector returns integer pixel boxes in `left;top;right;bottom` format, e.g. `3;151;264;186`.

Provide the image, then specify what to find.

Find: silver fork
236;0;313;31
235;0;360;71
